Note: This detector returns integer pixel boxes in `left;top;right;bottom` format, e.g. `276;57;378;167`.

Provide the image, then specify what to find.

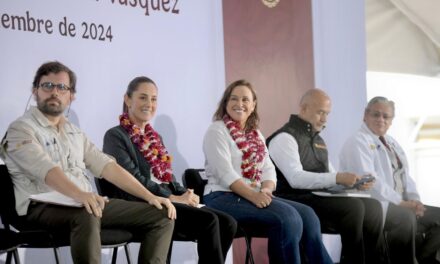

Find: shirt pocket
65;131;85;167
39;135;62;164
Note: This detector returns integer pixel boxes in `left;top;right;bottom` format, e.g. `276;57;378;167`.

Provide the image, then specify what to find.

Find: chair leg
53;247;61;264
6;251;12;264
244;235;255;264
13;249;21;264
111;247;118;264
166;241;173;264
124;244;132;264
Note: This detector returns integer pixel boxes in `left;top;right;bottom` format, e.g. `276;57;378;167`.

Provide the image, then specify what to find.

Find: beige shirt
0;107;113;216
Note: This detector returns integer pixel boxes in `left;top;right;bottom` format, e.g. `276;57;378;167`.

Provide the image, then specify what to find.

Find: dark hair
32;61;77;93
122;76;156;113
213;79;259;131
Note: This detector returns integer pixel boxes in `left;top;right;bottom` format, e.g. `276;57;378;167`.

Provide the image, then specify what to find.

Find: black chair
183;168;267;264
95;177;195;264
0;164;132;264
0;229;21;264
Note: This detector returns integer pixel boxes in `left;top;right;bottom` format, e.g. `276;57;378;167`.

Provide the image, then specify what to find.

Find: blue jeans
204;191;333;264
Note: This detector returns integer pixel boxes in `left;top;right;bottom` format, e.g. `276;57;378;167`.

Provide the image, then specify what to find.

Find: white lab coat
339;123;420;217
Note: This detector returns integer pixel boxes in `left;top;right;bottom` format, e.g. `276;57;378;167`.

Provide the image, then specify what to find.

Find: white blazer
339;123;420;216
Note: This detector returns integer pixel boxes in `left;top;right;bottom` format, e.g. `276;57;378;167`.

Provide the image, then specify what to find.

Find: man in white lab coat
340;96;440;264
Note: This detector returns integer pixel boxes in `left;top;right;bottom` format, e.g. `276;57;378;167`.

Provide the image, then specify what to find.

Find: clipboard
30;191;83;207
312;191;371;198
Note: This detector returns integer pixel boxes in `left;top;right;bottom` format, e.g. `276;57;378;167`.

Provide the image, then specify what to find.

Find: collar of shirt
288;114;320;137
29;106;67;130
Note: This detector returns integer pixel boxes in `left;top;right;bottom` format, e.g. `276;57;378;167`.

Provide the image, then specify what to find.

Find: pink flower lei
223;115;266;183
120;113;173;182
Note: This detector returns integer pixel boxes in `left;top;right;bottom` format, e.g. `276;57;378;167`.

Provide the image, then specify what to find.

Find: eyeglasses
38;82;71;94
368;111;393;121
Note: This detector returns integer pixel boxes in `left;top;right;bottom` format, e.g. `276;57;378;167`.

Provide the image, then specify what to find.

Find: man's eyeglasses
368;111;393;121
38;82;71;94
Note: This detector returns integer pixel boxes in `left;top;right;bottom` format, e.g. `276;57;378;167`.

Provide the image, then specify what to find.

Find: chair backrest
0;164;20;229
183;169;206;203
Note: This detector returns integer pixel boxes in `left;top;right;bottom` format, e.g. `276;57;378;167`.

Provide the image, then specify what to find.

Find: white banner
0;0;226;179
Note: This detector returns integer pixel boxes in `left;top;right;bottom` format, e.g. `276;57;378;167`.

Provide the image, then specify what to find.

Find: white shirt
339;123;420;214
268;132;337;189
203;121;276;195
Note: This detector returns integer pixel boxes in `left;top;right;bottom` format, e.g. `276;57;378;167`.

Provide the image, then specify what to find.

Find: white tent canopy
366;0;440;76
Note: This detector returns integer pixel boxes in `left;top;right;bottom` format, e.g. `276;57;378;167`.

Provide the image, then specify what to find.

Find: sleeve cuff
90;156;115;179
37;163;59;182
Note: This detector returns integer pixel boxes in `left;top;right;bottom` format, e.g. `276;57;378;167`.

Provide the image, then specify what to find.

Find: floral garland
120;113;173;182
223;115;266;184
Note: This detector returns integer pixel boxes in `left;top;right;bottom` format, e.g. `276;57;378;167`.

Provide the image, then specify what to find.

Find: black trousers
278;193;385;264
172;203;237;264
385;203;440;264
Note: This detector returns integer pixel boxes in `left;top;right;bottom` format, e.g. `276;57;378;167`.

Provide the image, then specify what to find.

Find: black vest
266;115;329;195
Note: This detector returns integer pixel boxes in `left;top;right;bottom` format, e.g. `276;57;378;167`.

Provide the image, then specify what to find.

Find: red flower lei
120;113;173;182
223;115;266;183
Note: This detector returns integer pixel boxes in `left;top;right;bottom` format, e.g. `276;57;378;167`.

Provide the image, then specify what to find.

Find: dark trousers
26;199;174;264
173;203;237;264
385;203;440;264
278;193;385;264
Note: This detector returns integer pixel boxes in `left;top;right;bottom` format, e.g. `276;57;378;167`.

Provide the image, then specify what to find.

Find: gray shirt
0;107;113;215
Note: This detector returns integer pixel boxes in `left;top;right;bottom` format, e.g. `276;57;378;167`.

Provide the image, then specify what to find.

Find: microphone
65;104;71;118
23;93;33;114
